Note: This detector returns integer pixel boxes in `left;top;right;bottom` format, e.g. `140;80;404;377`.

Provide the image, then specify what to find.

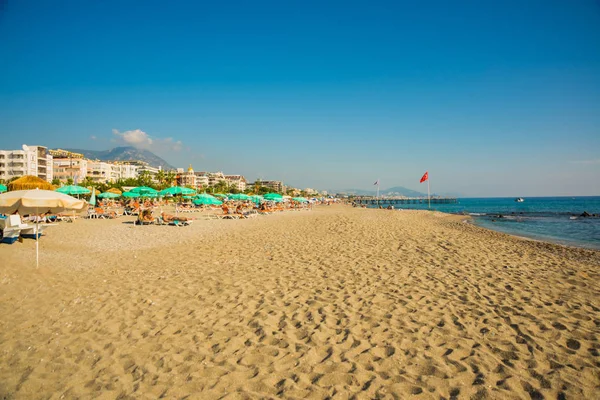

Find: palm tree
164;170;176;187
156;169;166;188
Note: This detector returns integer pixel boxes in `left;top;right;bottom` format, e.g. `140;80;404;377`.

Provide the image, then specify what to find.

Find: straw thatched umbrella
7;176;54;191
107;187;122;195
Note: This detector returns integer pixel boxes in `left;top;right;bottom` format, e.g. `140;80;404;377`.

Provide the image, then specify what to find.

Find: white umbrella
0;189;87;267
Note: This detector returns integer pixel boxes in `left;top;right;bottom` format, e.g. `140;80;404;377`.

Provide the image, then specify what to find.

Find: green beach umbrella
293;197;308;203
159;186;196;196
0;184;7;193
229;193;250;200
249;195;263;204
97;192;120;199
263;193;283;201
89;187;97;206
193;197;223;206
182;195;194;199
129;186;158;195
213;193;227;198
122;191;140;198
193;193;222;206
55;185;91;195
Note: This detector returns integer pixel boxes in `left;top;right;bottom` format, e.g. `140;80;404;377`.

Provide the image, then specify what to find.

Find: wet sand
0;205;598;399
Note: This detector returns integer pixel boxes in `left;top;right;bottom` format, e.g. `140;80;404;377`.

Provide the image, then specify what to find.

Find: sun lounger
20;223;55;239
0;216;21;244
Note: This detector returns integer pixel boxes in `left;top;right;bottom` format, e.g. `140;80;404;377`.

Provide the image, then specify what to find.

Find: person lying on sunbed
160;212;194;222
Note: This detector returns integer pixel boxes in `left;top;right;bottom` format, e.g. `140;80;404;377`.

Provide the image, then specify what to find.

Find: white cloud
570;159;600;165
112;129;153;147
90;135;97;140
112;129;183;152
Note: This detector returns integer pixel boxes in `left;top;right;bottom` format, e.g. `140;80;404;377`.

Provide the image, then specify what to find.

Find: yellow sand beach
1;205;598;399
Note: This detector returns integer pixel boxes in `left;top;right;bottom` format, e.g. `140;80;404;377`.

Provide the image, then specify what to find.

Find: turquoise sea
369;197;600;250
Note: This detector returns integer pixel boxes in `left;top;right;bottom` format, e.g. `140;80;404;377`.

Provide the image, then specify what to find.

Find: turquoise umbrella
193;197;223;206
89;188;97;206
193;193;222;205
249;195;263;204
213;193;227;198
182;195;194;199
97;192;120;199
0;184;7;193
122;192;140;198
263;193;283;201
159;186;196;196
229;193;250;200
293;197;308;203
55;185;91;195
129;186;158;195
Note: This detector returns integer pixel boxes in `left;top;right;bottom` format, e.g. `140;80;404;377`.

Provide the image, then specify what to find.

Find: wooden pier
352;196;457;205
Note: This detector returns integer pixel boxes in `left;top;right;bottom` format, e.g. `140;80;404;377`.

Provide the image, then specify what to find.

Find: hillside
63;146;175;170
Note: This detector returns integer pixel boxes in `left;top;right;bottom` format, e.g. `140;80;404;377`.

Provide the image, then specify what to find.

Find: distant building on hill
0;144;53;182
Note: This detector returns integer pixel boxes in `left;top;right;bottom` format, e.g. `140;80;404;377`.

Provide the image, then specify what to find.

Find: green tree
66;178;74;185
164;170;176;187
156;169;166;188
137;170;153;187
51;178;61;186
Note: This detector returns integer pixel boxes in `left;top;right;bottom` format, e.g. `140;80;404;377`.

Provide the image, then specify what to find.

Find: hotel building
0;145;53;182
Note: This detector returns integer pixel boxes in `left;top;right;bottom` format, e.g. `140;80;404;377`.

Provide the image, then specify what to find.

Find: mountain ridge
62;146;175;170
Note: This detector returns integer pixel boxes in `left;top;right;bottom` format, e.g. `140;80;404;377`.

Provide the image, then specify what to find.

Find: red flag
420;171;428;183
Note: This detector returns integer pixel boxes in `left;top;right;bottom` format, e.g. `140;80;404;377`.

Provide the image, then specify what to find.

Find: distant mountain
63;146;175;170
338;186;428;197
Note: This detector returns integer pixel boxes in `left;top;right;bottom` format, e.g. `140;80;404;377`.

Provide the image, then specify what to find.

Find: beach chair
0;216;21;244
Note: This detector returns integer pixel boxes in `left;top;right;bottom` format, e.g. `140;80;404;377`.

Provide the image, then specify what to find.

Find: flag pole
427;176;430;209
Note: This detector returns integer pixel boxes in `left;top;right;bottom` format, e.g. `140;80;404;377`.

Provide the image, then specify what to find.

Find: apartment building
194;172;209;188
224;175;247;192
258;180;284;193
0;145;53;182
50;149;87;184
87;160;120;183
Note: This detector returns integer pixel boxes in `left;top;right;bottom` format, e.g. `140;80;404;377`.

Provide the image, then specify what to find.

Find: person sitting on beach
235;204;247;218
137;209;155;224
160;212;193;222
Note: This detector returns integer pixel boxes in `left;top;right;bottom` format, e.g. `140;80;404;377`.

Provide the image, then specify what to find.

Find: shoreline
1;205;598;398
369;204;600;251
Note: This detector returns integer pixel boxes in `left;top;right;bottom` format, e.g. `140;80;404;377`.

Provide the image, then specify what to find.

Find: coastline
1;205;598;398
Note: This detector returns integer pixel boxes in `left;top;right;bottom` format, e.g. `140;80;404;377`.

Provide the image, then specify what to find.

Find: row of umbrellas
4;183;310;204
52;185;305;202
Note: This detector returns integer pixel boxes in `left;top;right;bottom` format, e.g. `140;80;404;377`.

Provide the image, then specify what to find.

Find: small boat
515;198;524;202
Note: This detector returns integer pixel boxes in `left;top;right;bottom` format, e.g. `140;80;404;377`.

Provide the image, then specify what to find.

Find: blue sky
1;0;599;196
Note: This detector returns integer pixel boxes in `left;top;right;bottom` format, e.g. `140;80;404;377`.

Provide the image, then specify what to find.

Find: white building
87;160;120;183
115;163;139;180
53;157;88;184
50;149;87;184
194;172;210;188
0;145;53;182
224;175;247;192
